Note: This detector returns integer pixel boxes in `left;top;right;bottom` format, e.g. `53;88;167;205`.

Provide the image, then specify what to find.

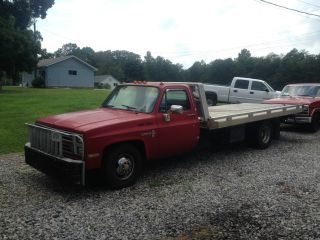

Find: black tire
272;118;281;140
248;121;273;149
102;144;142;189
310;113;320;132
205;92;217;106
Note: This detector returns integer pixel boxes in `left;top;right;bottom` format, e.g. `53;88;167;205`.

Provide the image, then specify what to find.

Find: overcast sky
37;0;320;68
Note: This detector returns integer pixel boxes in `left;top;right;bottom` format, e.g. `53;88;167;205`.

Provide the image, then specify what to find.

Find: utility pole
33;18;37;79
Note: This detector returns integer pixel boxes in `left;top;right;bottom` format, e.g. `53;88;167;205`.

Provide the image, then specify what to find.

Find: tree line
51;44;320;90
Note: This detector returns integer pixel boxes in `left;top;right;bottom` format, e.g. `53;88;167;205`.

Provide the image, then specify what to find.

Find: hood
264;96;318;105
36;108;153;133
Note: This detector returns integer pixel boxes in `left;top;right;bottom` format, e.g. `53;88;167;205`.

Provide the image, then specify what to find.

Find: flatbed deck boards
206;103;302;129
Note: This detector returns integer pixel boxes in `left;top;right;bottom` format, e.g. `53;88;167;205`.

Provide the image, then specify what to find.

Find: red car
264;83;320;132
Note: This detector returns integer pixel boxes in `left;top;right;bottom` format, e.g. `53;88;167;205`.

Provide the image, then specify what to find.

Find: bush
32;77;45;88
95;82;111;89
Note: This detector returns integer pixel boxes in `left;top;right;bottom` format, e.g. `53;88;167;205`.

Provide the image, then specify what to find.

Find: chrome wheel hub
261;127;270;143
116;156;134;180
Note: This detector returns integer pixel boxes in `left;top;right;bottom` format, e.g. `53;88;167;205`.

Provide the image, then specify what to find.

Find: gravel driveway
1;128;320;240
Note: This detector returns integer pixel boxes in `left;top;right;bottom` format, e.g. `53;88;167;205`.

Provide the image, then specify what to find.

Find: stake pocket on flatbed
25;82;302;188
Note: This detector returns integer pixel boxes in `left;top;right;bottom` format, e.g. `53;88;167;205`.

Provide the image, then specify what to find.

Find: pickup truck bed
206;103;302;129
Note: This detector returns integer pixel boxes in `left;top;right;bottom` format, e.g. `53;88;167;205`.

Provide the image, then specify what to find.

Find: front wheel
102;144;142;189
310;113;320;132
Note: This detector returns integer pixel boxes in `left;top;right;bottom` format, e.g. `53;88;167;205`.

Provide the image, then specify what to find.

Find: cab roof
121;81;190;89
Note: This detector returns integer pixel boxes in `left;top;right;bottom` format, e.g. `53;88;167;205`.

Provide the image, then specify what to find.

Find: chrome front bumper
25;143;86;186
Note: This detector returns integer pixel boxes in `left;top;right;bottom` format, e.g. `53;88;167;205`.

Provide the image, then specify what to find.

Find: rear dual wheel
248;121;273;149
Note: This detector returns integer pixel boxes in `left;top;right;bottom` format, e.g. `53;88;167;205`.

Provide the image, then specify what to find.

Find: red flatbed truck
25;82;302;188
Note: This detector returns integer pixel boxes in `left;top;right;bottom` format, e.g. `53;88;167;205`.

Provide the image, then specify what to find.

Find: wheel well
205;91;217;106
205;91;217;98
103;140;146;161
312;110;320;117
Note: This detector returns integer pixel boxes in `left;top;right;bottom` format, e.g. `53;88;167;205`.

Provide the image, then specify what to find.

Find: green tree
206;58;235;85
0;0;54;86
235;49;255;77
144;51;184;82
112;50;144;82
185;60;207;82
54;43;80;57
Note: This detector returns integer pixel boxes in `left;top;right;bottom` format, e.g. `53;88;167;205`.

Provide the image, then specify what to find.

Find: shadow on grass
0;89;21;94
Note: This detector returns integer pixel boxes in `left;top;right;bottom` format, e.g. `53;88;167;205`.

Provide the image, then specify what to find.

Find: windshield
281;85;320;97
102;85;159;113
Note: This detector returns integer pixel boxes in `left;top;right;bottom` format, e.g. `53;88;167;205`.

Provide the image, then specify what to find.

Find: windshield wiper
104;104;114;108
122;105;137;111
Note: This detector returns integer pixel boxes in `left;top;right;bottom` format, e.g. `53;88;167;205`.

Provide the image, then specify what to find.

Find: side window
234;80;249;89
251;82;268;91
68;70;77;75
159;90;190;113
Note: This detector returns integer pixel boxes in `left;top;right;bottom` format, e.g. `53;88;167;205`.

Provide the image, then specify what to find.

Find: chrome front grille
28;124;83;159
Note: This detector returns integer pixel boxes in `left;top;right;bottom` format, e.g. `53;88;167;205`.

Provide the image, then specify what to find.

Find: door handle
187;113;196;117
250;91;254;94
233;90;238;92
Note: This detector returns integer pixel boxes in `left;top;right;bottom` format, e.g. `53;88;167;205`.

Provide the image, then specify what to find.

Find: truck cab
229;77;279;103
203;77;280;105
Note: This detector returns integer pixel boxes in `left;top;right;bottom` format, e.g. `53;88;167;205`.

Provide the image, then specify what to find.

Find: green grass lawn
0;87;110;155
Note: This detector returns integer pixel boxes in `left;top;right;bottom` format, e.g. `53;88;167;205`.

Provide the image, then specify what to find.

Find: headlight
302;105;309;114
74;136;83;156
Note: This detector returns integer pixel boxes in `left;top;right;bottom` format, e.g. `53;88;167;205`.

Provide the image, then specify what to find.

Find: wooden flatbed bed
207;103;302;129
183;83;303;130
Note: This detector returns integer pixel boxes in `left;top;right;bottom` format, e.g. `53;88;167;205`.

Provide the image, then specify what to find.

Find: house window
113;83;118;86
68;70;77;75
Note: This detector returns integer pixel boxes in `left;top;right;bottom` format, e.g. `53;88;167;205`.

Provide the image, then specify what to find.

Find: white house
94;75;120;90
22;55;97;88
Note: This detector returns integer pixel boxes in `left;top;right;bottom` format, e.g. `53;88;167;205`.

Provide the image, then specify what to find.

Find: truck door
155;88;200;159
249;81;272;102
229;79;250;103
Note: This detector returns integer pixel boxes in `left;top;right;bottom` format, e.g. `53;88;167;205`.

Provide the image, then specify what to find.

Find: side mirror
170;105;183;114
163;105;183;122
264;88;270;92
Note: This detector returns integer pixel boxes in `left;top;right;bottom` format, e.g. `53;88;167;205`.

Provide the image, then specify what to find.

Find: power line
156;30;320;58
258;0;320;17
295;0;320;9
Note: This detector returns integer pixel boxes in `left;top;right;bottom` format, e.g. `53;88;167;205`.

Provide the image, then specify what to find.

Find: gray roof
38;55;97;71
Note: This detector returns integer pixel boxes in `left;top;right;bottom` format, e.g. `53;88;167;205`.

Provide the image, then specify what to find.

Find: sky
37;0;320;68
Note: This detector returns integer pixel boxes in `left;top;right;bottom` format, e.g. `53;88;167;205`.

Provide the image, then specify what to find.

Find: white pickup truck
204;77;281;106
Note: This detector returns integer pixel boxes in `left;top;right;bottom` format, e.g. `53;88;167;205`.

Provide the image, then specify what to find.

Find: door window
251;82;268;91
234;80;249;89
159;90;190;113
